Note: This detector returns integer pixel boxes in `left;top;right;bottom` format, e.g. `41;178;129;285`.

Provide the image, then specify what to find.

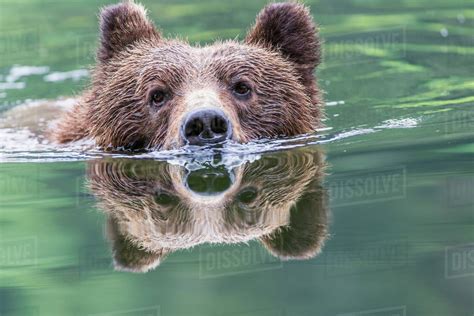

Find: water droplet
440;28;449;37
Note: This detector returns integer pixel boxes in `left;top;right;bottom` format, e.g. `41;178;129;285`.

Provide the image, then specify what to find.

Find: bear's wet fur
54;0;323;150
87;148;328;272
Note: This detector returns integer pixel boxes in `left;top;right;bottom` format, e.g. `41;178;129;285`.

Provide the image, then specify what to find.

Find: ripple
0;99;422;164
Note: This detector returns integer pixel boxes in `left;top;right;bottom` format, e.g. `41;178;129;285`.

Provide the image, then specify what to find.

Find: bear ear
106;218;169;273
260;184;328;260
98;1;161;63
245;3;321;81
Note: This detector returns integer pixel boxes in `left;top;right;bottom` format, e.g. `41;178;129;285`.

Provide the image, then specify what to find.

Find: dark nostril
185;118;204;138
211;116;227;134
182;109;232;145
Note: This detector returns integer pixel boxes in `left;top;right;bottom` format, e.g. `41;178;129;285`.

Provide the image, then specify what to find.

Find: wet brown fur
87;148;328;272
53;1;323;150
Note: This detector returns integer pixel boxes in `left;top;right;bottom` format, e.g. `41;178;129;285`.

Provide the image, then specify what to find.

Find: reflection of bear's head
54;1;323;150
87;148;328;272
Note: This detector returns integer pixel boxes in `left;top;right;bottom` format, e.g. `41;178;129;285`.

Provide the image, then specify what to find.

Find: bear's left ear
260;183;328;260
245;3;321;84
98;1;161;63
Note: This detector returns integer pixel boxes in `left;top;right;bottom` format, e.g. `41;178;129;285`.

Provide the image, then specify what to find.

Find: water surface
0;0;473;315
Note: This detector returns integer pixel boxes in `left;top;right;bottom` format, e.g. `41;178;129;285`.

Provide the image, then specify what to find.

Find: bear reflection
87;148;329;273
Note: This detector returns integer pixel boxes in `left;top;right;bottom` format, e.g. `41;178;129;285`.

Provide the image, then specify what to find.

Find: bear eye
237;187;258;204
150;89;169;108
154;190;178;206
232;81;252;98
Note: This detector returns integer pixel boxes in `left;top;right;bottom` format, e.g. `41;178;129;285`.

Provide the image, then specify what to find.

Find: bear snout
181;108;233;146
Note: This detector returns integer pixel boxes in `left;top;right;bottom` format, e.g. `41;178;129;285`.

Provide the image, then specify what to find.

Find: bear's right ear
98;1;161;63
106;217;169;273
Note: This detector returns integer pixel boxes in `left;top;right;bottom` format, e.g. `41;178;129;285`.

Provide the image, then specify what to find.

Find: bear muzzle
181;108;233;146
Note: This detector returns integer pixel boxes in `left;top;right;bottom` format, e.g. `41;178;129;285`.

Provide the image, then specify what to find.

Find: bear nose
181;109;232;145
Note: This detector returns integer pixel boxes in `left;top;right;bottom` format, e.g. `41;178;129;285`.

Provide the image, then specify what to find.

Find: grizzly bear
87;147;328;272
54;0;323;150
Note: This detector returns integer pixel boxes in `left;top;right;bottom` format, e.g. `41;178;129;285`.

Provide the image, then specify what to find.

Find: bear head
87;147;329;272
55;1;323;150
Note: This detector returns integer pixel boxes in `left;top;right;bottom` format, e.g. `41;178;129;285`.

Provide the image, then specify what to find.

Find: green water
1;0;473;315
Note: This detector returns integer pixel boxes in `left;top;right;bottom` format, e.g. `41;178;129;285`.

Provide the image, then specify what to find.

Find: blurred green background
0;0;473;315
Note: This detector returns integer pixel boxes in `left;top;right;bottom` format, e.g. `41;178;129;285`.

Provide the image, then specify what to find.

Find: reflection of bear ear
245;3;321;85
260;186;328;260
106;218;169;273
98;1;161;63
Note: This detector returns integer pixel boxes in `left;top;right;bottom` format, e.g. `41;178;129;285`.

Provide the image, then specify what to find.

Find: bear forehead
124;40;297;80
